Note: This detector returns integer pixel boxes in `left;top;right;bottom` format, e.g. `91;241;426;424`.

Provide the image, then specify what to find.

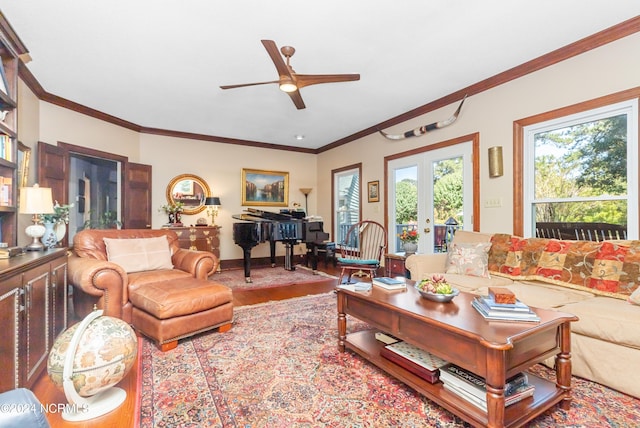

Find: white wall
316;32;640;235
139;133;317;260
16;31;640;254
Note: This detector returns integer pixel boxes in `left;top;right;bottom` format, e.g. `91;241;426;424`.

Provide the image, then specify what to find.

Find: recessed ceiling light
295;135;305;140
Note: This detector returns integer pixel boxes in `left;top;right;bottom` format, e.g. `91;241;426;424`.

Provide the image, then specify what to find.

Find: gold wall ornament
488;146;504;178
166;174;211;215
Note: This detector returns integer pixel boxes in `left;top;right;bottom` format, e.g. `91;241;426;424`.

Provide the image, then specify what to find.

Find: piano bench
306;242;337;268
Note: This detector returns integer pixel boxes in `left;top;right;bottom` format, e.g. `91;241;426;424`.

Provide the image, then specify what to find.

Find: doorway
386;136;477;254
68;154;121;242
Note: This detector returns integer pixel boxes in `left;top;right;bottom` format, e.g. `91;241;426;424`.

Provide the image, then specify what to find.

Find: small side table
385;252;410;278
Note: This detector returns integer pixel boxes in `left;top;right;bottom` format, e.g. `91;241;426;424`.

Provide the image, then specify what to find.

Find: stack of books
471;295;540;322
380;341;448;383
439;363;535;411
372;277;406;291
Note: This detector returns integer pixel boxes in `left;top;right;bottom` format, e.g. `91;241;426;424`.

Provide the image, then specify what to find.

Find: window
333;164;361;245
520;98;638;240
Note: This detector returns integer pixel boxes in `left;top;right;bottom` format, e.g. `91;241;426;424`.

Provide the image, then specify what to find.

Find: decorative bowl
415;286;459;302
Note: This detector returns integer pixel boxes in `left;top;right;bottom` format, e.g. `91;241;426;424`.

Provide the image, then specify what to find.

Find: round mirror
166;174;211;215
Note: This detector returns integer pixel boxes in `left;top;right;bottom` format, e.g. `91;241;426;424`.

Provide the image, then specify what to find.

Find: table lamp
205;197;221;226
19;184;54;251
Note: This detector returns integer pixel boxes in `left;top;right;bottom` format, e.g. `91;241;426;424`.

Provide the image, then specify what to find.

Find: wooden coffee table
337;285;578;428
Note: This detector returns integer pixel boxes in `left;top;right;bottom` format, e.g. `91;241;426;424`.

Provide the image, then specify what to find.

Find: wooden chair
337;220;387;284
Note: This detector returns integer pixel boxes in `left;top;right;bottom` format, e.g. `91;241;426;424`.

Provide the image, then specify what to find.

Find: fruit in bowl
415;275;459;302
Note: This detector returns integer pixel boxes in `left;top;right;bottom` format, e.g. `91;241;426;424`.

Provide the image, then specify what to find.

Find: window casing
522;98;638;239
333;166;360;245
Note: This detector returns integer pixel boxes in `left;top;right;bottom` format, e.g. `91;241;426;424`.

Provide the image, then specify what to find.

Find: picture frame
242;168;289;206
368;180;380;203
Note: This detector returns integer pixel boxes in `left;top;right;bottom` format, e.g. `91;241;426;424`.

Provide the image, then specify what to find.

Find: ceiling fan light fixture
279;81;298;93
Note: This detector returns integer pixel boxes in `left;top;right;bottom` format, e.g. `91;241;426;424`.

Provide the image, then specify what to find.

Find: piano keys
232;208;329;282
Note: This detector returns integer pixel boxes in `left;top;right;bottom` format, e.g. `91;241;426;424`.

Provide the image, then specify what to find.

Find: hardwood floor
31;263;345;427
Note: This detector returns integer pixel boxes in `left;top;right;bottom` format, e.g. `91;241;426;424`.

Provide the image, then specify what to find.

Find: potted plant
40;201;74;248
398;227;419;255
159;202;184;225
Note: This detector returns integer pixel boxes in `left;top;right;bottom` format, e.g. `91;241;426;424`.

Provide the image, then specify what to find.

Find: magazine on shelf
372;277;406;290
439;364;530;401
472;298;541;322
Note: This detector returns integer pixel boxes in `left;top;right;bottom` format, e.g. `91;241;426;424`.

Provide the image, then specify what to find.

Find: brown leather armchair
69;229;233;351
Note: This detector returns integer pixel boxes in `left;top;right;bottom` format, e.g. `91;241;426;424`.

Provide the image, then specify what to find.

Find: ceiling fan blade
261;39;293;80
220;80;280;90
295;73;360;89
287;90;306;110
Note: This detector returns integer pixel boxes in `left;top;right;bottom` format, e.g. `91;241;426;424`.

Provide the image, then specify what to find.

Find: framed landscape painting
242;168;289;206
368;180;380;202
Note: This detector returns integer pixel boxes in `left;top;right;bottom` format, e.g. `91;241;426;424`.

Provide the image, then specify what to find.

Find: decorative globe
48;313;138;397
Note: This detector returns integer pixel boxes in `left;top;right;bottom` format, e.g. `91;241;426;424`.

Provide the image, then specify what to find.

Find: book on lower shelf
439;363;535;410
472;297;540;322
443;381;535;411
374;331;401;345
380;341;448;384
372;277;406;290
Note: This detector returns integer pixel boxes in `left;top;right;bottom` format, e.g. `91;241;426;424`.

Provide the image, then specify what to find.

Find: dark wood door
37;141;68;205
37;142;152;234
124;162;152;229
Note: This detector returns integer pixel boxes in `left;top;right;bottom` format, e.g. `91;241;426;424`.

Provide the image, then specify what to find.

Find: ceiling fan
220;39;360;110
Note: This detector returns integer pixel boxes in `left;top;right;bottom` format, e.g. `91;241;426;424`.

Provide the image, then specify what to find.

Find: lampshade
19;184;55;214
204;197;221;206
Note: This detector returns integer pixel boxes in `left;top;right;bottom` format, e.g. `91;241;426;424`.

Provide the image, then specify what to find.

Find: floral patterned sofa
405;230;640;398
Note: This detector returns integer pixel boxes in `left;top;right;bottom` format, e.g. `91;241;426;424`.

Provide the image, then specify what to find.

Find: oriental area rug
211;264;337;291
140;293;640;427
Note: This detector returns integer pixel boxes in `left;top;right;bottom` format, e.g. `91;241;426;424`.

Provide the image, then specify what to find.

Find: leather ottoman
129;278;233;351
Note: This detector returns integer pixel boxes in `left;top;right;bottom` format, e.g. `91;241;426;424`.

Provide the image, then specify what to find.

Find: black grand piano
232;208;329;282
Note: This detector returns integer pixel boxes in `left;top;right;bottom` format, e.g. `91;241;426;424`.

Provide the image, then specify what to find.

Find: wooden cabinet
166;226;221;271
385;252;409;278
0;249;68;392
0;23;25;246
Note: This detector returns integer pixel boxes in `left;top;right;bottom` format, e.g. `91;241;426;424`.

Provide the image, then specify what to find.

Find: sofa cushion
592;241;640;300
487;234;522;276
558;297;640;348
535;239;600;286
445;242;492;278
488;235;552;278
104;236;174;273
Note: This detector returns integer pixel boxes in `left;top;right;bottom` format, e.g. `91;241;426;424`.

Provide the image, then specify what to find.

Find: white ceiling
1;2;639;150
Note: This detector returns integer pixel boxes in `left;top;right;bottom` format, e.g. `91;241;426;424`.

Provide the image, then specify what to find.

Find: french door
387;141;473;254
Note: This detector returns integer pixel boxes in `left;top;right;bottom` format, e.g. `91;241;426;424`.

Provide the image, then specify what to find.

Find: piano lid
232;208;301;222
